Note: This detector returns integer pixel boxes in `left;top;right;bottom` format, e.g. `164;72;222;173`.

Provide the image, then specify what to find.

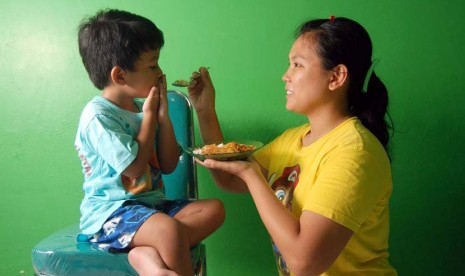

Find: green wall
1;0;464;275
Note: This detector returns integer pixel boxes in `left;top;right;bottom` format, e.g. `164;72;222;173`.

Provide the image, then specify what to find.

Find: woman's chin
285;102;295;112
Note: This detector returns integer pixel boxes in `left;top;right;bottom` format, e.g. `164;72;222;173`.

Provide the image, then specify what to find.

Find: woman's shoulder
331;118;390;165
349;118;385;151
330;118;378;146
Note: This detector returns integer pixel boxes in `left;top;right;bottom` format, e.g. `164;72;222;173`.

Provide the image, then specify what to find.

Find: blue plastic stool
32;91;206;276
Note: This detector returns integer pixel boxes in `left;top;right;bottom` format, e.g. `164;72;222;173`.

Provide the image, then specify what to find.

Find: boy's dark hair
78;9;164;90
297;17;393;156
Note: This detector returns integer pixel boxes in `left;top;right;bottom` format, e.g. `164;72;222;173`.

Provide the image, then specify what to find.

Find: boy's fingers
159;74;166;90
146;86;155;99
148;86;160;106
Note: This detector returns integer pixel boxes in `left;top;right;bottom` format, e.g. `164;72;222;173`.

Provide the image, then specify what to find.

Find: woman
188;17;396;276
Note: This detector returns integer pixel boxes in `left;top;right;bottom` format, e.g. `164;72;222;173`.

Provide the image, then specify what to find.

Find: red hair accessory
330;15;335;22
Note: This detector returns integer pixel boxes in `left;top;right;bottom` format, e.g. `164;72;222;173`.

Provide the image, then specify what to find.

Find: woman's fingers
198;158;249;175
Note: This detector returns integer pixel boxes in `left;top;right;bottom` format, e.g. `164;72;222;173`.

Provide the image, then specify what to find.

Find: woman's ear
110;66;127;85
329;64;348;91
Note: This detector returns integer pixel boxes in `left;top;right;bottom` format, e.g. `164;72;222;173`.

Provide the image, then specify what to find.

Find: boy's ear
110;66;127;85
329;64;348;91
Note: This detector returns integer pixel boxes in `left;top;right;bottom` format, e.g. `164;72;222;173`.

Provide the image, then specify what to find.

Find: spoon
172;67;210;87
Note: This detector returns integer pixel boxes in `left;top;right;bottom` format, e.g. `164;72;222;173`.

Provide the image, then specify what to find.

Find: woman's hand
198;158;263;183
187;67;216;113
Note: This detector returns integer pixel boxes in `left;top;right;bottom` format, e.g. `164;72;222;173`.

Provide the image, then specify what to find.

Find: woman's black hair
78;9;164;90
297;17;393;154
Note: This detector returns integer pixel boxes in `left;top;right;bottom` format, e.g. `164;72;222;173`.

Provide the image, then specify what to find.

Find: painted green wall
1;0;464;275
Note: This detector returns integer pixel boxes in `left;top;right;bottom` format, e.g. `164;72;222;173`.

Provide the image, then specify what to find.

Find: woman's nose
282;72;290;82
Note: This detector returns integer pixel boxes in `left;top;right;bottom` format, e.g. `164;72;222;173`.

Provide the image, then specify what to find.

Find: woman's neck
303;110;352;147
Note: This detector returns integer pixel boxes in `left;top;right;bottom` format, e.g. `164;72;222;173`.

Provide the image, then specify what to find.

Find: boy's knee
217;199;226;216
214;198;225;213
128;246;155;265
209;198;226;224
146;214;189;246
164;218;189;242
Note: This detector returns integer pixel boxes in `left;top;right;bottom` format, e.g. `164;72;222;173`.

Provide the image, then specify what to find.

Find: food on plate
194;141;256;155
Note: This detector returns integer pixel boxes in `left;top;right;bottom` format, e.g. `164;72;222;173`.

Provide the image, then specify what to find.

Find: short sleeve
254;142;272;169
254;125;308;177
84;114;138;174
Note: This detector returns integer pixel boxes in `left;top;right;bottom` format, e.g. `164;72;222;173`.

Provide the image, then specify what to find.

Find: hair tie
329;15;335;22
362;59;380;93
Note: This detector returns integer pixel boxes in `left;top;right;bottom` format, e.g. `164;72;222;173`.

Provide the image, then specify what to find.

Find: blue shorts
90;199;191;252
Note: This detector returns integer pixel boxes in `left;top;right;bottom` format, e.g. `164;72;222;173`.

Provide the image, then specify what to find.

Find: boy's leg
130;212;193;275
128;246;180;276
174;199;225;246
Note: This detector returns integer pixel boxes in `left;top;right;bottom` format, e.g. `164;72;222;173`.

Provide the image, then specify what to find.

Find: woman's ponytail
350;72;391;151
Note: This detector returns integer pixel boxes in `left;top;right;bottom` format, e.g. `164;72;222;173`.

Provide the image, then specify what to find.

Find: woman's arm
253;179;353;275
201;159;353;276
188;67;249;193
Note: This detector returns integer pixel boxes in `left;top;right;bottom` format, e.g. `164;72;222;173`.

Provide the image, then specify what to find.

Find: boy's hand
156;74;170;124
142;86;160;121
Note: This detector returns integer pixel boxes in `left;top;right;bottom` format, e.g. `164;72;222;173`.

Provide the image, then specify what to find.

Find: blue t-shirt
75;96;166;236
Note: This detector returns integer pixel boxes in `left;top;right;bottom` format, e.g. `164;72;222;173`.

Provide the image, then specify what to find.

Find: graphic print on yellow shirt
269;164;300;276
121;150;163;195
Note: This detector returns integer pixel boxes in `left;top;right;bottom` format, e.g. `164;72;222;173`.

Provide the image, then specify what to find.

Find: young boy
75;9;225;275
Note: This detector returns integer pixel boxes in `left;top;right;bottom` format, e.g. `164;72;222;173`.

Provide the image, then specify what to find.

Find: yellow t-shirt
254;117;397;276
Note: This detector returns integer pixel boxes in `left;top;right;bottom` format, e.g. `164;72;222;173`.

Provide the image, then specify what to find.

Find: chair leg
194;255;206;276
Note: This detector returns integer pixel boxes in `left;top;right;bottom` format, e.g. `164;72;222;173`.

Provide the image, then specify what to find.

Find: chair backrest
162;90;197;200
